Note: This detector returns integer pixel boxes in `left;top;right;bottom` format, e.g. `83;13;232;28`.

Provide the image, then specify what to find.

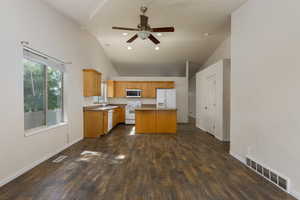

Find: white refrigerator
156;89;176;108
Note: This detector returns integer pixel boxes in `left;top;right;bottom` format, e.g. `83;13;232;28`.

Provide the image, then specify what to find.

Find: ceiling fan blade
148;34;160;45
152;27;175;32
112;27;139;31
140;15;148;27
127;34;138;43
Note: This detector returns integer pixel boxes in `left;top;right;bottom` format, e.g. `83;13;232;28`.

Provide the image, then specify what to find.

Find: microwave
126;89;142;98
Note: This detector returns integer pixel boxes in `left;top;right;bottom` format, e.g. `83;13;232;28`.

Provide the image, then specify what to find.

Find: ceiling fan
112;6;175;45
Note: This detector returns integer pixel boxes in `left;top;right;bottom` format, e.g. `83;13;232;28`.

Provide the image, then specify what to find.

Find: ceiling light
138;31;150;40
203;33;210;37
127;46;132;50
122;32;128;36
157;33;162;37
155;46;160;50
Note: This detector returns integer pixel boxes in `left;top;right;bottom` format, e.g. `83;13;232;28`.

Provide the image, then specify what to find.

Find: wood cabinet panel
103;111;108;133
114;81;126;98
118;107;126;123
109;81;175;99
107;80;115;98
135;110;177;134
84;111;105;138
113;110;119;127
156;110;177;133
135;110;157;133
83;69;102;97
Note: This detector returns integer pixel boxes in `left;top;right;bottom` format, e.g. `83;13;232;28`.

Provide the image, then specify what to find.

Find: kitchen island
135;106;177;134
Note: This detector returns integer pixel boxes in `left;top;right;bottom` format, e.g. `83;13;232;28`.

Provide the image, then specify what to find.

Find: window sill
25;122;68;137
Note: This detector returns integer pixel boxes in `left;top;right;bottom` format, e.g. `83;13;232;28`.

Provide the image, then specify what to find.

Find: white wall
189;36;231;119
202;36;231;69
0;0;117;186
231;0;300;198
109;76;189;123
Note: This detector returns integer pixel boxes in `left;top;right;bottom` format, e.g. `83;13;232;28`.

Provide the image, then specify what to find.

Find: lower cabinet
156;110;177;133
84;111;105;138
135;111;157;133
84;107;126;138
135;110;177;134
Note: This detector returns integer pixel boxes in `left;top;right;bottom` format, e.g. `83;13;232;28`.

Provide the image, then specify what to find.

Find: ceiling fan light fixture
157;33;162;37
155;46;160;50
138;31;150;40
122;32;128;36
127;46;132;50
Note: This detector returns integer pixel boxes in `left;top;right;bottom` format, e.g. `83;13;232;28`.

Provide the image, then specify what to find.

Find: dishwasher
107;110;114;133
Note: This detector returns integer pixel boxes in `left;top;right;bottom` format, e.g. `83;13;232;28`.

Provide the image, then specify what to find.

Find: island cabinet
107;81;175;98
83;69;102;97
135;109;177;134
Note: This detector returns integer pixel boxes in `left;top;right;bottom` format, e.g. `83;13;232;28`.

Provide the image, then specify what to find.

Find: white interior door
205;74;217;135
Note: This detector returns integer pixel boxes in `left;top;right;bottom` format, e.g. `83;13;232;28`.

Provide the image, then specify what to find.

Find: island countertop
135;104;177;111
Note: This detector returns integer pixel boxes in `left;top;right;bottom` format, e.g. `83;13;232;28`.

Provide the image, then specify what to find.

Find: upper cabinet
83;69;102;97
107;81;175;98
107;80;115;98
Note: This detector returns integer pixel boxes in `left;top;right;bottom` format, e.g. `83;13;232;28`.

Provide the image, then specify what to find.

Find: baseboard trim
0;137;83;188
230;151;246;164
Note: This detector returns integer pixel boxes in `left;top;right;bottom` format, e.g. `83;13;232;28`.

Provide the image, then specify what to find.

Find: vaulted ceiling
43;0;246;76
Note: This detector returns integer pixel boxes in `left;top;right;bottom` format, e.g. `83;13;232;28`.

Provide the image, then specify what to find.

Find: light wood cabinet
84;111;105;138
135;110;157;133
113;107;126;124
84;106;126;138
83;69;102;97
107;81;175;98
107;80;115;98
114;81;126;98
119;107;125;123
156;110;177;133
113;110;119;127
135;110;177;134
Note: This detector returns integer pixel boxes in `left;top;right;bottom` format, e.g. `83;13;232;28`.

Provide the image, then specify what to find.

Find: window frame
23;53;66;136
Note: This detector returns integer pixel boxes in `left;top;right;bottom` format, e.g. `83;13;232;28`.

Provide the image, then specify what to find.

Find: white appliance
126;89;142;98
107;110;114;132
125;101;142;124
156;89;176;108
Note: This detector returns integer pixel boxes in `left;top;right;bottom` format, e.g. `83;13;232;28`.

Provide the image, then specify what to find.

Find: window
23;49;65;132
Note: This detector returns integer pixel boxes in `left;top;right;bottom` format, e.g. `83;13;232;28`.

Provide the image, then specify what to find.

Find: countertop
135;105;177;111
83;104;126;111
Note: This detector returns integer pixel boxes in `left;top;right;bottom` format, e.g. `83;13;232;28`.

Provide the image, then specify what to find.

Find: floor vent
246;157;289;192
52;155;68;163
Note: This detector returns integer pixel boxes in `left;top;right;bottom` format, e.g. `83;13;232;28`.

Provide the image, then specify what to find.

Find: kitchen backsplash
108;98;156;105
84;96;106;106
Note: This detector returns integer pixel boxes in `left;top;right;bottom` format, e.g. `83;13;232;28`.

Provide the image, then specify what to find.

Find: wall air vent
246;157;289;192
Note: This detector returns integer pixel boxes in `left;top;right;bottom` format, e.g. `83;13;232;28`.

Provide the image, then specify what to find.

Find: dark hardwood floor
0;122;296;200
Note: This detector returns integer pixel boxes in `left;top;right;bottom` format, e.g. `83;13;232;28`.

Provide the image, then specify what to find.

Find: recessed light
157;33;162;37
127;46;132;50
155;46;160;50
122;32;128;36
203;33;210;37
